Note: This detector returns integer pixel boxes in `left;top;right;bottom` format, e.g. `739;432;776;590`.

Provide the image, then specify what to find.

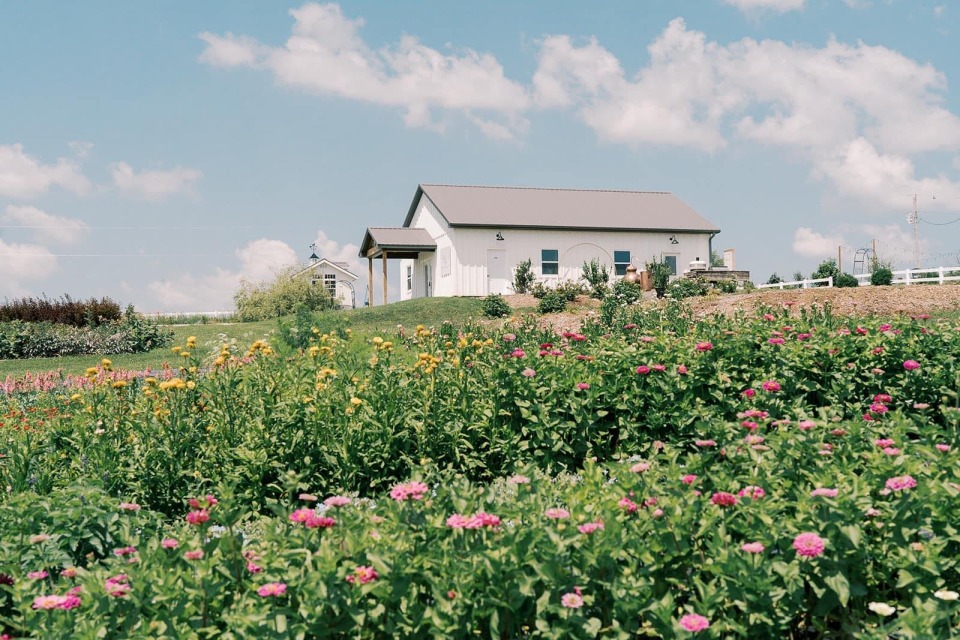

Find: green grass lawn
0;297;486;379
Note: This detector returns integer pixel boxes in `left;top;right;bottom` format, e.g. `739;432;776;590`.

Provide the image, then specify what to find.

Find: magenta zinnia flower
903;359;920;370
636;365;651;375
793;532;826;558
741;542;765;554
183;550;204;561
681;474;697;485
761;380;781;393
324;495;352;507
578;521;604;534
695;342;713;352
161;538;179;549
810;488;839;498
737;486;765;500
679;613;711;632
185;510;209;525
257;582;287;597
390;481;429;502
544;508;570;519
711;492;738;507
346;566;378;585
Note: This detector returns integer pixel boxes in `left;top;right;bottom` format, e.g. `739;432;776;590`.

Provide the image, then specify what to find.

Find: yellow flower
186;336;197;348
70;393;82;401
372;337;384;346
213;357;225;367
172;347;182;354
350;397;362;406
112;381;128;389
101;358;112;369
186;381;196;390
180;351;191;358
85;367;99;377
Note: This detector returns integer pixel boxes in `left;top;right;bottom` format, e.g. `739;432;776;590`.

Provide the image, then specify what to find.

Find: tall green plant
234;266;337;322
512;259;536;294
581;259;610;299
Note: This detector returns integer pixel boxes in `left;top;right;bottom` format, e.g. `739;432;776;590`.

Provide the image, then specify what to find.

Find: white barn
359;184;721;304
294;257;359;309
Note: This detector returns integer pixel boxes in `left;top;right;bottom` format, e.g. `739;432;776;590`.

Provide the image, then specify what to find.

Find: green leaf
824;571;850;607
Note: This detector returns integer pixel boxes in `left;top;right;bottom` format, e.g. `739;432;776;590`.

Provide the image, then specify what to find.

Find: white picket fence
757;276;833;290
757;266;960;290
140;311;235;320
853;267;960;286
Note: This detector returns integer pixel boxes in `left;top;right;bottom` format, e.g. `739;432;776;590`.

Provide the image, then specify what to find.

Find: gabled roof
293;257;359;280
404;184;720;233
359;227;437;259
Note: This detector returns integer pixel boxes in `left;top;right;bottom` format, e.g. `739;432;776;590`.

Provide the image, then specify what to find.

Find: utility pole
911;194;921;269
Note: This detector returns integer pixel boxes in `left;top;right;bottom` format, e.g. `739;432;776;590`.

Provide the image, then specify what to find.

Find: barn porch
359;227;436;306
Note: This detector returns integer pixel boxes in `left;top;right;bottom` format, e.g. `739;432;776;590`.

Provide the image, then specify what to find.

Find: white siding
301;263;358;309
446;228;711;297
400;193;713;298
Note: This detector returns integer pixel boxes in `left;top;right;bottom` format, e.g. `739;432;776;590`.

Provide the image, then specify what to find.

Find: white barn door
487;250;507;294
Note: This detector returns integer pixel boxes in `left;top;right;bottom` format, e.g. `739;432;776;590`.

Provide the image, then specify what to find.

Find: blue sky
1;0;959;310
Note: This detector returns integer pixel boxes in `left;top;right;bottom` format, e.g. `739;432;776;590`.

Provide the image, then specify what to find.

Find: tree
711;250;725;268
234;266;337;322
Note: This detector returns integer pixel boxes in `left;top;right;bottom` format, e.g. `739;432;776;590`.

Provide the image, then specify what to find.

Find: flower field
1;301;959;638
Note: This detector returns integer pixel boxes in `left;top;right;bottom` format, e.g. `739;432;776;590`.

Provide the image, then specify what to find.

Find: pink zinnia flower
184;550;204;561
289;508;313;524
652;364;666;372
936;444;951;452
885;475;917;492
508;474;530;484
346;566;379;585
631;462;650;473
32;595;67;610
511;348;526;358
578;521;604;534
257;582;287;597
636;365;651;375
60;567;77;578
27;571;49;580
694;439;717;448
742;388;756;398
324;495;352;507
793;532;826;558
810;488;838;498
679;613;711;632
711;492;738;507
875;438;895;448
113;546;137;557
798;420;816;430
763;313;775;321
677;364;689;375
874;393;892;404
741;542;765;554
118;502;141;512
903;360;920;370
502;333;516;342
768;337;785;345
544;508;570;520
761;380;781;393
390;481;429;502
187;495;218;509
521;368;536;378
247;562;263;574
619;497;639;514
161;538;179;549
576;382;590;390
737;486;765;500
681;474;697;485
186;510;209;525
561;592;584;608
695;342;713;352
882;447;901;456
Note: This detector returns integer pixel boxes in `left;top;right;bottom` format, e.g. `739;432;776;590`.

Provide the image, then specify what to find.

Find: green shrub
0;295;122;327
667;277;708;300
234;266;337;322
480;294;511;318
537;290;567;314
871;267;894;286
766;273;783;285
529;281;548;299
646;257;671;293
512;259;535;294
0;309;172;360
835;272;859;288
810;258;839;287
581;259;610;299
556;280;583;302
716;279;738;294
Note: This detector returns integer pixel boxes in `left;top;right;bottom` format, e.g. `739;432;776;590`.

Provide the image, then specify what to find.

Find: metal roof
293;257;358;280
359;227;437;258
404;184;720;233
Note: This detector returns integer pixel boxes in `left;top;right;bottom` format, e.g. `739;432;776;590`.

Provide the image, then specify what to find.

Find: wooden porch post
382;251;388;306
368;257;374;307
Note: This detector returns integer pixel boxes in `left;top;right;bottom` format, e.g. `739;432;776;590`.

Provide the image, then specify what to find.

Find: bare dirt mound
686;286;960;319
498;286;960;336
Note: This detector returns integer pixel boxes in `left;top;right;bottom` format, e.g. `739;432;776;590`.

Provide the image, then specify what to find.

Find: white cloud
793;227;845;258
2;205;90;245
198;3;530;139
814;138;960;211
723;0;805;13
0;239;58;286
68;141;94;159
111;161;203;200
0;143;90;199
934;5;946;17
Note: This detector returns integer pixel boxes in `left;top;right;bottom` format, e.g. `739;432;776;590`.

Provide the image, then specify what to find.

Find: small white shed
360;184;721;304
294;257;358;309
